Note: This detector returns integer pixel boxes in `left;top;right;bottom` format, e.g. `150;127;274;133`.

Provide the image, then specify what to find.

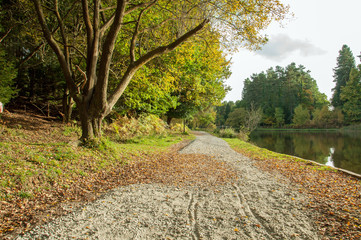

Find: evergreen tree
241;63;328;125
331;45;356;108
340;66;361;123
274;107;285;127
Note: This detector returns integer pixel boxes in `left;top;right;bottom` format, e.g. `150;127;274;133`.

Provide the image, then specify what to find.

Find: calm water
249;130;361;175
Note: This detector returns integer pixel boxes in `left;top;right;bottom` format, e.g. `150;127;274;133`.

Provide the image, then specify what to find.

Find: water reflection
249;130;361;175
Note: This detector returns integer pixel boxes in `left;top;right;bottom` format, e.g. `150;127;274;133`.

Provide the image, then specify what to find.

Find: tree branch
94;0;127;108
54;0;70;64
82;0;101;101
107;18;210;111
100;1;156;34
130;1;156;63
31;0;80;103
0;27;13;43
81;0;93;43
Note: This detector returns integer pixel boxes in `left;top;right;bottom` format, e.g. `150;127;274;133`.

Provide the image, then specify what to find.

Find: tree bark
166;116;172;125
79;104;104;140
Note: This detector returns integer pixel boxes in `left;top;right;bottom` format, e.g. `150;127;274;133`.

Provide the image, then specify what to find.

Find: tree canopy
241;63;328;125
23;0;289;140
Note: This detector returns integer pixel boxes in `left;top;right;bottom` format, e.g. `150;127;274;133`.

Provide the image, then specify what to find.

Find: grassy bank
255;127;339;132
224;138;361;240
0;111;194;237
341;124;361;131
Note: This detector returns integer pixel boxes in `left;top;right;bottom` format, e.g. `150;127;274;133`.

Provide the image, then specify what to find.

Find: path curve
16;132;319;239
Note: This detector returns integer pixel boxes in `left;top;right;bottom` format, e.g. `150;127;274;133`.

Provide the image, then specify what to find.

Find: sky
224;0;361;102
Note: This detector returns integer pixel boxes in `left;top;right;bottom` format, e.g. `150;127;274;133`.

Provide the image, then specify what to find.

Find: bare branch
76;65;87;90
31;0;80;103
81;0;93;44
0;27;13;43
18;42;45;67
125;1;157;15
100;1;157;34
100;6;117;12
130;1;156;63
54;0;69;62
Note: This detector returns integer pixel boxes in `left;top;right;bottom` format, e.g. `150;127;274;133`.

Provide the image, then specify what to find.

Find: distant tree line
216;45;361;130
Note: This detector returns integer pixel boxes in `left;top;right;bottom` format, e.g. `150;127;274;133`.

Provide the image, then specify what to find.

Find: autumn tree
244;103;263;132
331;45;356;108
292;104;310;126
225;107;247;131
29;0;289;141
164;35;231;124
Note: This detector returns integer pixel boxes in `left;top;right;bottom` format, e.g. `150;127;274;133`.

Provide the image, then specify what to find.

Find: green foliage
169;123;190;135
331;45;356;108
219;128;237;138
241;63;328;125
292;104;310;126
340;66;361;123
225;107;247;131
0;48;18;105
312;106;344;128
164;37;231;121
108;114;168;142
189;108;217;130
274;107;285;127
215;101;237;126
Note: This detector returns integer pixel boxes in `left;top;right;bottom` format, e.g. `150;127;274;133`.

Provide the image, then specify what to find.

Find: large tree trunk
78;102;105;141
79;107;104;142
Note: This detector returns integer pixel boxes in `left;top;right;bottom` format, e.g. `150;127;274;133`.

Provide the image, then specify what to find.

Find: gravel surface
16;132;319;239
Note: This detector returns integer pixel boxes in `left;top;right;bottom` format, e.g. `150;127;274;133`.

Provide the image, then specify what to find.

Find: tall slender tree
331;45;356;108
340;66;361;123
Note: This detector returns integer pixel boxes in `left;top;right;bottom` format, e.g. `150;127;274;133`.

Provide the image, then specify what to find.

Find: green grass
255;128;339;132
223;138;293;160
340;124;361;131
0;129;192;200
223;138;338;173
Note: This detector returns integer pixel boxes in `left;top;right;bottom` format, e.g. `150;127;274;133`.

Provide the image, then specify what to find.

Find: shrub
219;128;237;138
170;123;190;134
108;114;167;141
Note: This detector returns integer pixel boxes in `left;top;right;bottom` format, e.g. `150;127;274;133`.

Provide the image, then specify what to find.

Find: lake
249;130;361;175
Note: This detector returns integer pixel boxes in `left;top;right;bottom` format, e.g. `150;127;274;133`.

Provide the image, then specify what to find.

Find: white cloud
256;34;327;61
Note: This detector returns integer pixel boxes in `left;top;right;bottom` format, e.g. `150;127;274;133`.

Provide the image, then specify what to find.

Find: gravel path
16;132;319;239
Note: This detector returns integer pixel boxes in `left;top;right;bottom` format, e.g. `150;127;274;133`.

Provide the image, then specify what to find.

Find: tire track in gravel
15;132;320;240
187;193;201;240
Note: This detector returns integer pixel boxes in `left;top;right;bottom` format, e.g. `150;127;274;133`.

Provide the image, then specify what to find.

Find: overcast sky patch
256;34;327;61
